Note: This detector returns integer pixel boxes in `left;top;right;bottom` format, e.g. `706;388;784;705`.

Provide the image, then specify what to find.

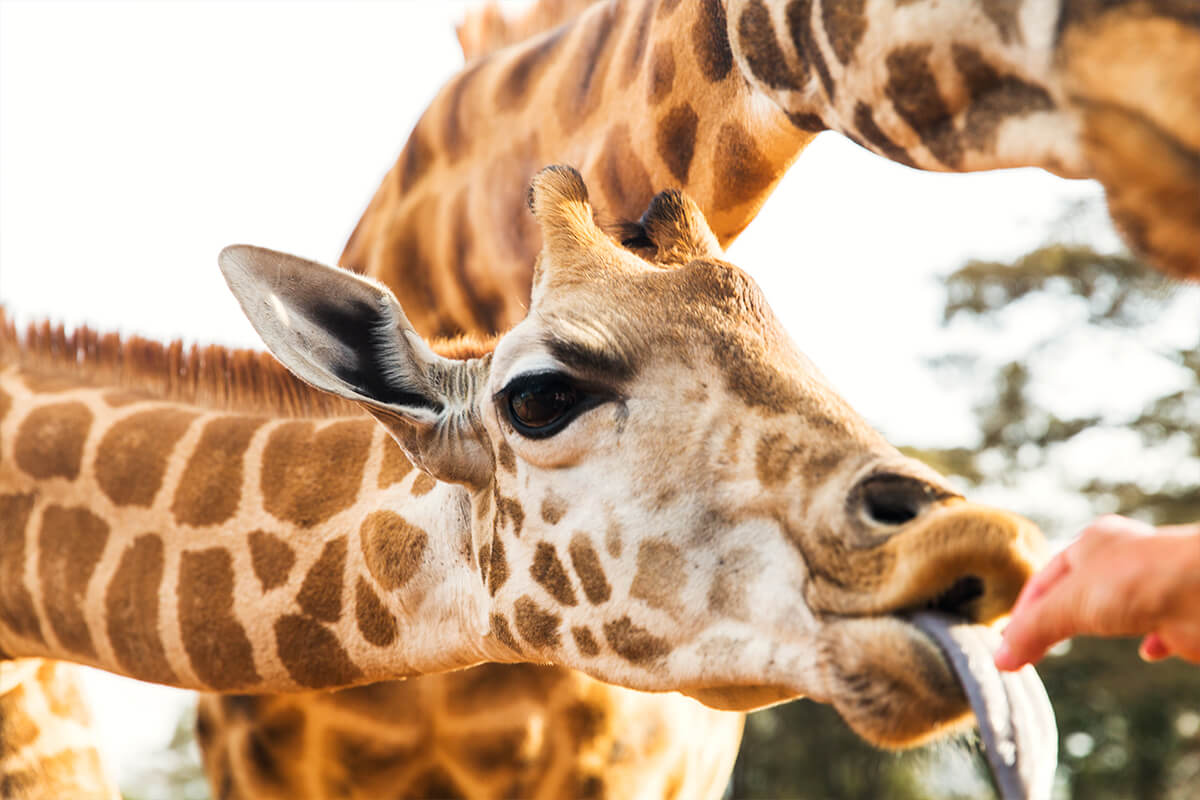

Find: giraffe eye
501;373;601;439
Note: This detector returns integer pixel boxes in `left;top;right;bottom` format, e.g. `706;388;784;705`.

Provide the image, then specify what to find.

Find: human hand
994;515;1200;670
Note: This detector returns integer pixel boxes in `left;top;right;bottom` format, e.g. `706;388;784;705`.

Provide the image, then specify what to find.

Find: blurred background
1;1;1197;798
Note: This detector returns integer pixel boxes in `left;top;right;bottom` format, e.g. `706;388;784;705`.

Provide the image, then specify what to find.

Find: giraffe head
220;166;1044;748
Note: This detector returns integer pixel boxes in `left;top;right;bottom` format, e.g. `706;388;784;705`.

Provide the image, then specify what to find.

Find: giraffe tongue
908;611;1058;800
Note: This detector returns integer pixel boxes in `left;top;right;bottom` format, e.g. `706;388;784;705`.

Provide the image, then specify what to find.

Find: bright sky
1;0;1195;790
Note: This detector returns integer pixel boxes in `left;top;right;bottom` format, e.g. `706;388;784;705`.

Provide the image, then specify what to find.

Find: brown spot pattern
0;493;42;642
490;613;521;652
852;101;916;167
568;534;611;605
497;493;525;537
38;505;109;658
739;0;803;90
396;123;434;195
359;510;428;592
274;614;364;689
410;472;437;496
95;407;197;507
692;0;733;82
605;520;623;559
657;104;699;183
622;0;655;86
571;626;600;657
14;401;92;480
647;42;675;104
247;530;295;592
531;542;578;606
261;419;373;528
885;45;961;167
603;616;670;664
496;441;516;474
787;0;830;99
106;534;177;684
630;539;687;610
496;28;563;111
443;60;483;161
296;536;347;623
820;0;866;64
982;0;1024;43
377;439;414;488
540;490;567;525
953;44;1055;153
514;595;561;649
354;577;397;647
712;123;778;211
557;4;617;131
178;548;262;690
488;533;509;596
171;415;264;526
598;124;654;218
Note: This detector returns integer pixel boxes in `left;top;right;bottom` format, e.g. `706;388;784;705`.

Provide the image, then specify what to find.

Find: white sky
1;0;1195;790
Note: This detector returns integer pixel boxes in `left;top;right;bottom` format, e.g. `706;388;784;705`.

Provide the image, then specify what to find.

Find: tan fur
457;0;597;61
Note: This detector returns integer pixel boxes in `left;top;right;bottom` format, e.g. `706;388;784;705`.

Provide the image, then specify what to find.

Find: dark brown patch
247;529;295;592
322;729;416;793
354;576;397;647
0;493;42;641
568;534;611;605
496;494;525;537
443;60;484;161
657;104;699;183
261;419;373;528
171;415;265;526
630;539;687;610
296;536;348;623
377;439;414;487
95;407;197;507
571;626;601;657
786;0;831;99
245;729;288;790
603;616;671;663
478;540;492;584
557;4;617;131
953;44;1055;153
852;101;916;167
598;123;654;219
531;542;578;606
496;27;563;111
712;123;778;211
740;0;803;90
177;547;262;690
396;122;435;195
274;614;364;689
622;0;655;86
496;440;517;474
787;110;826;131
410;472;437;496
406;767;467;800
605;520;623;559
540;490;567;525
647;42;676;104
13;401;92;480
821;0;866;64
982;0;1024;43
488;533;509;595
453;727;529;774
885;45;961;168
490;613;521;653
37;505;108;658
359;510;429;592
514;595;561;649
692;0;733;82
105;533;177;684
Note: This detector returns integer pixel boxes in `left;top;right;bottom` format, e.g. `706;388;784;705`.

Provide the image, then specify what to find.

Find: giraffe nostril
855;473;950;527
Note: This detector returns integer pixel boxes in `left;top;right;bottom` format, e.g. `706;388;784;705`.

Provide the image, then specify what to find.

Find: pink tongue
909;611;1058;800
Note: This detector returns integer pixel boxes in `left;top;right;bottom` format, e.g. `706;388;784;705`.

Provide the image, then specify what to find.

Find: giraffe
0;170;1047;798
208;1;1199;796
343;0;1200;342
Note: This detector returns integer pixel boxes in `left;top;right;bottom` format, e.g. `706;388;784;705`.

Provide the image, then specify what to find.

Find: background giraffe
2;1;1190;800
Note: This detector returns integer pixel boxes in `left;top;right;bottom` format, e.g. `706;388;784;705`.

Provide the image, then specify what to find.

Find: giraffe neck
341;0;816;339
0;658;119;799
0;326;494;693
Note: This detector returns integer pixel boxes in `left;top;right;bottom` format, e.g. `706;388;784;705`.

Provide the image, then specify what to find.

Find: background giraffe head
222;166;1045;748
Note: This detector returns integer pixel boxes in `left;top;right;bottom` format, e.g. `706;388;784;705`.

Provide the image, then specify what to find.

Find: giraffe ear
219;245;492;485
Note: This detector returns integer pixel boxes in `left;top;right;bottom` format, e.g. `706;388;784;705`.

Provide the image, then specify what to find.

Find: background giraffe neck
0;322;490;692
340;0;814;339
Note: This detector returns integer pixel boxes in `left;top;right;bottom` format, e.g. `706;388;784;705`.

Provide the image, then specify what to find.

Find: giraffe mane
456;0;596;61
0;309;498;418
